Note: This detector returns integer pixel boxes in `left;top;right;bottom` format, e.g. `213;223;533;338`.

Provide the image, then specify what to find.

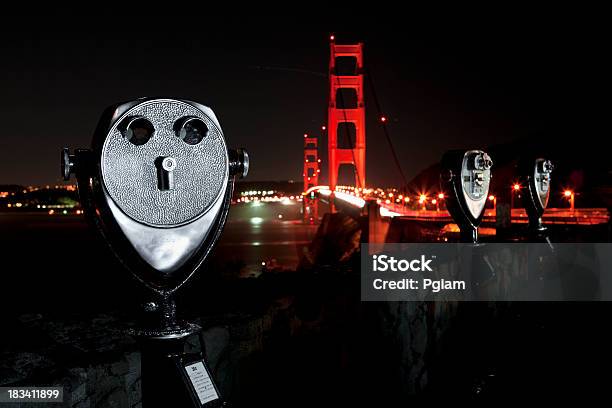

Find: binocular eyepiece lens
176;117;208;145
539;160;554;173
122;117;155;146
474;153;493;171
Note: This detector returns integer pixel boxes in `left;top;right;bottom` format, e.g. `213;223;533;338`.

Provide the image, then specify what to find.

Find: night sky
0;14;605;186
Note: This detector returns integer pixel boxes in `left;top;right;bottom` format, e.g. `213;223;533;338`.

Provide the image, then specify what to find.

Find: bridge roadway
312;186;610;226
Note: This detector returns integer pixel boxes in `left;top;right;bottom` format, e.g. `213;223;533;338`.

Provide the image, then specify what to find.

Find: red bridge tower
303;133;320;222
328;39;366;194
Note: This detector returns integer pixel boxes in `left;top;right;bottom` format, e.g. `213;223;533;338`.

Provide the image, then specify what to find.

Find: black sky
0;13;606;186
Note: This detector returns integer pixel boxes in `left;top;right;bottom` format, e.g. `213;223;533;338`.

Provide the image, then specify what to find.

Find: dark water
214;200;318;276
0;201;315;314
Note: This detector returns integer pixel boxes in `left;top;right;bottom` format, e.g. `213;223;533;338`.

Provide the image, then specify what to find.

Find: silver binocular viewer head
440;149;493;243
519;156;554;232
62;98;248;297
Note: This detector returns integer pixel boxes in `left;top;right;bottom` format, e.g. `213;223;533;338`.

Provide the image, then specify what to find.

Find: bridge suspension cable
366;68;409;191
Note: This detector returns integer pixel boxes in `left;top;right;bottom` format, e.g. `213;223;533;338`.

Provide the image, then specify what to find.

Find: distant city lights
237;190;302;205
2;180;585;222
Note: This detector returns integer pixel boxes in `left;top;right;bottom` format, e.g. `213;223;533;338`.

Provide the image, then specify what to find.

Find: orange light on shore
437;193;445;200
489;195;496;201
563;190;575;211
419;194;427;203
513;183;521;191
404;197;410;203
431;199;437;205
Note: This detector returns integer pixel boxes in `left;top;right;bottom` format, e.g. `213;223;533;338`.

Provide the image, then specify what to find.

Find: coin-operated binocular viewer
440;150;493;243
518;157;553;233
62;98;248;407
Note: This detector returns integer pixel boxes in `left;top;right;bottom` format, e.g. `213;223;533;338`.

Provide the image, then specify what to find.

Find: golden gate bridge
300;35;609;231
